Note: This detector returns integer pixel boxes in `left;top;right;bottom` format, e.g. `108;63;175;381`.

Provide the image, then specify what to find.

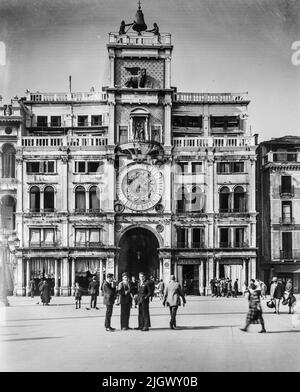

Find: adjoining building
257;136;300;293
3;4;259;296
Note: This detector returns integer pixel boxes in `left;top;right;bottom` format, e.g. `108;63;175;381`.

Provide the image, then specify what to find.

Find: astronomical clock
117;163;164;211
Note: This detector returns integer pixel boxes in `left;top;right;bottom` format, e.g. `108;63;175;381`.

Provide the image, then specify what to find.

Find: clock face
118;164;163;211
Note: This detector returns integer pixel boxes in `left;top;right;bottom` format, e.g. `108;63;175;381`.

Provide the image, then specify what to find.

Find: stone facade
1;21;259;296
257;136;300;293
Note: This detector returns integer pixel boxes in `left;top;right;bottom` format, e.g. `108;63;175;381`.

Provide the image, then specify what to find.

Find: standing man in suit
135;272;152;331
117;272;132;330
87;276;99;310
163;275;186;329
102;273;116;331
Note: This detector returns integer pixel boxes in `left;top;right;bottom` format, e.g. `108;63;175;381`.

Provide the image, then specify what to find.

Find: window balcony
22;135;108;149
173;136;256;149
29;242;58;248
279;186;295;198
74;242;103;248
279;217;295;225
174;92;249;103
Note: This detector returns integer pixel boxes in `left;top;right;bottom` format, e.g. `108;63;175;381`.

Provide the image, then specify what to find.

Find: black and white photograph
0;0;300;376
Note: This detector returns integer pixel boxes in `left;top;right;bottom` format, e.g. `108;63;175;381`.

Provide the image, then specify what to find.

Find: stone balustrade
173;136;255;148
21;136;108;148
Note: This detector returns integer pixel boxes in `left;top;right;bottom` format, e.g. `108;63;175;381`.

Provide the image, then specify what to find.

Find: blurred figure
40;280;51;306
74;282;82;309
28;277;36;299
273;278;285;315
130;275;138;308
233;279;239;298
240;282;266;333
87;276;99;310
157;279;165;300
284;278;295;314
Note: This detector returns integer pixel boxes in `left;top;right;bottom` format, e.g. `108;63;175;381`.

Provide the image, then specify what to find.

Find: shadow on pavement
266;330;300;334
0;336;63;342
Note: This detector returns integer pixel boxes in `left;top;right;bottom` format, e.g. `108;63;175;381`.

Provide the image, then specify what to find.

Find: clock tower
106;2;173;280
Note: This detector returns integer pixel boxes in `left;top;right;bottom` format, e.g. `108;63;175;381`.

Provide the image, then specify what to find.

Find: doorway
118;227;159;281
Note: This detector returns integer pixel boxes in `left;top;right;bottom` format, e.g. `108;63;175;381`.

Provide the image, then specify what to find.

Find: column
199;260;205;295
205;260;209;295
164;103;172;147
177;265;183;287
159;258;163;280
206;159;214;213
242;258;247;288
108;102;115;145
99;259;103;296
0;152;2;177
164;162;171;213
207;257;214;295
85;190;89;212
163;258;171;284
61;157;68;213
109;53;115;88
60;257;69;296
249;157;256;213
208;221;214;248
216;258;220;279
165;57;171;89
250;222;256;248
187;228;192;248
26;259;30;296
54;259;59;296
14;256;25;296
71;258;75;296
174;259;178;280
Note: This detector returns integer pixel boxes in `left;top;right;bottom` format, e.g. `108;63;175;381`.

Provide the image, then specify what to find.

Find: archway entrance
118;228;159;281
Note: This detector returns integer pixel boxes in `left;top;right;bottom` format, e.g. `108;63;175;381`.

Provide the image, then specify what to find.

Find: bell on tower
132;1;147;35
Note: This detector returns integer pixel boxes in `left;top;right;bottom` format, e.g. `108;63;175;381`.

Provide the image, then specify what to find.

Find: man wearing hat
135;272;152;331
117;272;132;330
87;276;100;310
102;273;117;331
163;275;186;329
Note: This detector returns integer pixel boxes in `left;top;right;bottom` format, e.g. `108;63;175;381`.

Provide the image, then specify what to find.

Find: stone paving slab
1;295;300;372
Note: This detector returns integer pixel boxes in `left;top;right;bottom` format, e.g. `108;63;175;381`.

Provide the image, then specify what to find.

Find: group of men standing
210;277;240;298
81;272;186;332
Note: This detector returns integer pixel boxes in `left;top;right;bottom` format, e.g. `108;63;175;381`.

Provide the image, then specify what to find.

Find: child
74;282;82;309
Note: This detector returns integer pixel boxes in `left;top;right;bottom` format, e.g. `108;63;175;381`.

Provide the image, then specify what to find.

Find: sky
0;0;299;142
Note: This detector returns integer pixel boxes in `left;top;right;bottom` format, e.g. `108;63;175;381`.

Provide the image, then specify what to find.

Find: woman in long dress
240;282;266;333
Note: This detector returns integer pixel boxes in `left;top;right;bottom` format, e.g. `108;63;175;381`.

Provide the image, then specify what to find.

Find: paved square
1;295;300;372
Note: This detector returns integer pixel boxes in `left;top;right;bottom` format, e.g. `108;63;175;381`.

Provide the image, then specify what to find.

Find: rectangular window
47;161;55;173
282;232;292;259
177;228;187;248
192;228;204;248
217;162;230;173
29;228;41;246
119;126;129;144
227;116;239;128
50;116;61;127
234;228;245;248
77;115;88;127
37;116;48;127
212;116;225;128
232;162;244;173
26;162;40;173
87;162;101;173
281;176;292;194
217;162;244;173
44;229;55;244
282;201;292;224
177;162;189;175
220;228;230;248
192;162;202;174
75;161;86;173
172;116;202;128
89;229;100;244
211;116;239;129
91;115;102;126
75;229;86;245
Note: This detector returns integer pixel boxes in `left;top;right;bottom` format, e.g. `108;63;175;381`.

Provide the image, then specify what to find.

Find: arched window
2;144;15;178
89;186;100;212
44;186;54;212
234;186;246;212
30;186;40;212
219;186;230;213
1;195;16;230
190;186;206;213
75;186;86;212
176;186;189;213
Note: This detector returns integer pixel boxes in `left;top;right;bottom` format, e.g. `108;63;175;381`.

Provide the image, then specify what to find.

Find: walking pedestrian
284;278;295;314
74;282;82;309
233;279;239;298
148;275;155;301
240;282;266;333
28;277;36;299
117;272;132;330
163;275;186;329
135;272;152;331
87;276;99;310
40;279;51;306
157;279;165;300
273;278;285;315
